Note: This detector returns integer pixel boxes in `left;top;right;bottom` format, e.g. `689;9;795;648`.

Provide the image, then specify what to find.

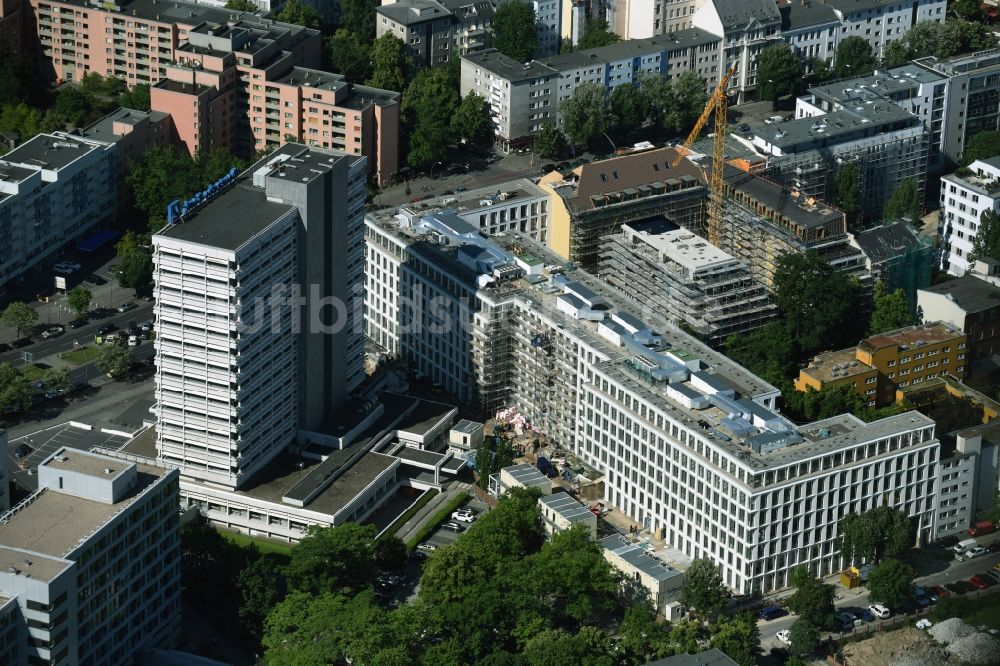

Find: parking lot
8;423;130;492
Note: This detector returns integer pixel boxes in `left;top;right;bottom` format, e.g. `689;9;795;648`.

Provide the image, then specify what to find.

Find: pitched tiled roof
573;148;706;211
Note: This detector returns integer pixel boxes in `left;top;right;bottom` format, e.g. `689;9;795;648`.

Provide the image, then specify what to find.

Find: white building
413;178;552;243
0;447;180;666
692;0;781;102
365;208;942;594
0;133;115;289
939;157;1000;276
152;144;367;489
823;0;945;59
534;0;562;56
600;534;685;613
935;449;977;539
539;491;598;538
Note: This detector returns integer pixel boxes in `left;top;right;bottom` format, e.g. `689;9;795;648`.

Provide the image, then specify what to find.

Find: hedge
378;488;439;542
405;493;471;551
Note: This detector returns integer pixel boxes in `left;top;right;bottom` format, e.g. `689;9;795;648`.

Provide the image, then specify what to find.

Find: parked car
441;521;464;532
69;317;87;329
775;630;791;645
969;520;995;537
541;164;556;174
14;444;31;459
41;326;64;340
860;609;877;622
958;546;987;561
737;123;752;133
969;575;992;590
416;543;437;552
116;302;135;313
929;585;950;598
759;606;788;621
84;273;107;286
408;550;428;563
952;538;978;555
452;509;475;523
764;115;785;125
44;388;65;400
985;569;1000;584
836;612;861;630
868;604;891;619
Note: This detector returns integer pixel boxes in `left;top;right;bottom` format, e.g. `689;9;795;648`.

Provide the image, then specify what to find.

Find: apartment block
459;29;721;150
152;144;367;489
365;205;941;594
822;0;945;60
376;0;495;68
0;429;7;514
0;447;180;666
918;274;1000;364
599;217;777;347
776;0;839;70
848;221;933;312
539;147;707;268
0;0;21;59
939;157;1000;276
795;321;967;406
0;132;116;289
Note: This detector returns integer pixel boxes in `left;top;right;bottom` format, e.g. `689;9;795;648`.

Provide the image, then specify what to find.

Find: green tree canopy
609;84;649;139
1;302;39;341
402;66;459;169
273;0;321;28
340;0;378;41
615;604;675;663
662;70;707;135
451;92;495;151
951;0;985;22
834;162;861;227
869;281;914;335
115;231;153;289
67;287;93;318
328;29;371;83
784;383;866;423
225;0;257;9
236;554;285;640
374;536;407;571
118;83;151;111
41;366;72;393
757;43;803;100
964;130;1000;166
0;363;32;413
788;618;820;656
971;209;1000;264
492;1;538;63
867;558;915;609
725;322;797;387
578;17;620;50
96;343;133;378
681;558;729;617
535;122;568;159
368;34;411;91
835;36;876;78
263;592;374;665
522;626;613;666
838;505;912;564
560;82;610;147
884;177;923;222
786;566;835;629
709;612;760;666
285;522;379;594
0;103;43;146
882;19;993;67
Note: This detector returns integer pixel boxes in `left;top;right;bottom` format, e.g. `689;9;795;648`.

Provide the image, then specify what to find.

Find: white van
952;538;977;554
868;604;891;619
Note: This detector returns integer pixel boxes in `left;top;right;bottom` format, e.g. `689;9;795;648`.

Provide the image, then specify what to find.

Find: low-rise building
539;491;598;538
918;275;1000;365
492;463;553;496
0;447;180;665
939;157;1000;276
599;217;777;346
449;419;485;454
848;222;934;312
600;534;685;614
410;178;552;242
794;321;967;406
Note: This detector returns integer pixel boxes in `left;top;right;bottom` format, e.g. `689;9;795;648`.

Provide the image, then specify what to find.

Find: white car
451;510;475;523
416;543;437;552
41;326;64;340
775;630;791;645
868;604;891;619
959;546;987;561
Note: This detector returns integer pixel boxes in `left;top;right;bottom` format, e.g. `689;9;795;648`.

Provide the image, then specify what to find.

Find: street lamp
430;161;443;179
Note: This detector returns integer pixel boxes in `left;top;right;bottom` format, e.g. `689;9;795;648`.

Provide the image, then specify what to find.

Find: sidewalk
394;483;471;543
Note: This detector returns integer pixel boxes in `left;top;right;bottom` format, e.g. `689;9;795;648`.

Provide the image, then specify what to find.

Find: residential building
776;0;839;70
600;534;684;614
794;321;967;406
539;491;598;538
646;650;740;666
939;157;1000;276
599;217;777;346
0;429;7;514
366;205;942;594
954;419;1000;524
150;38;398;184
718;166;869;289
560;0;586;46
935;444;977;539
459;30;721;150
448;419;484;453
0;132;116;289
152;144;367;489
848;221;933;312
375;0;495;66
822;0;945;60
539;146;707;268
0;447;181;666
918;275;1000;364
534;0;562;56
742;102;930;223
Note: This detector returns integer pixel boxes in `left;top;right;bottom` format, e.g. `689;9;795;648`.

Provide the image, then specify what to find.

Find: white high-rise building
153;144;367;489
0;447;181;665
939;157;1000;276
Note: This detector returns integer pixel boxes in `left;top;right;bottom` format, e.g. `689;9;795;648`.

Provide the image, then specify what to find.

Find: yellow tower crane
671;67;735;246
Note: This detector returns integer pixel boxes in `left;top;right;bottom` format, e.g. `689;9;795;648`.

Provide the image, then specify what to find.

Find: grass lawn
62;347;97;365
218;529;294;559
960;593;1000;630
21;365;46;382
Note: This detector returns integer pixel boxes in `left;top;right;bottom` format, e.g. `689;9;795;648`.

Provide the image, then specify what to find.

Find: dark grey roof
778;0;839;30
645;648;740;666
3;133;101;171
462;49;558;82
824;0;899;14
538;28;719;70
852;222;921;264
376;0;452;25
539;492;596;524
710;0;781;31
599;534;684;582
724;166;844;230
920;275;1000;314
452;419;482;434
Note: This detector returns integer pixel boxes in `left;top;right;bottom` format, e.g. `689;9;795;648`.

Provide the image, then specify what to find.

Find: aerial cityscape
1;0;1000;663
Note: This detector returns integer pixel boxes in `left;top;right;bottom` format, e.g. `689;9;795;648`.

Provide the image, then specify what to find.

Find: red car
929;585;951;598
969;575;991;590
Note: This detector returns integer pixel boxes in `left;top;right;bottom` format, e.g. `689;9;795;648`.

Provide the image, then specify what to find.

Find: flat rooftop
412;178;547;217
41;448;131;481
623;222;736;273
502;463;551;490
862;321;965;351
600;534;683;582
461;49;557;83
275;66;347;92
2;133;100;171
396;398;455;438
801;348;872;383
752;103;918;151
80;107;171;145
807;64;943;104
452;419;482;434
919;274;1000;314
539;492;595;525
0;546;72;584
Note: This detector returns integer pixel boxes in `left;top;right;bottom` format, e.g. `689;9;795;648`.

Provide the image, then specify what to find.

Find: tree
867;558;915;609
725;322;797;387
788;619;820;656
492;1;538;63
535;122;568;159
368;34;411;92
616;604;674;663
784;383;866;423
0;103;43;144
834;36;876;79
609;84;649;139
340;0;378;41
970;209;1000;264
118;83;151;111
881;19;994;67
709;612;760;666
52;86;94;128
578;17;620;50
273;0;321;28
884;177;923;222
328;29;371;84
786;566;836;629
285;522;378;594
1;302;39;342
964;130;1000;166
263;592;361;665
0;364;32;413
522;627;613;666
560;82;610;147
126;145;203;228
668;618;702;654
834;163;861;227
237;554;285;641
869;282;914;335
225;0;258;9
41;366;72;394
375;536;408;571
403;67;458;169
951;0;985;22
451;93;494;151
662;70;707;135
756;43;802;101
96;343;133;378
115;231;153;289
681;558;729;617
838;506;912;565
67;287;93;319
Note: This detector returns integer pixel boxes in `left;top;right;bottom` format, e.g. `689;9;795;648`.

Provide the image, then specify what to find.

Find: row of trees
0;363;72;413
